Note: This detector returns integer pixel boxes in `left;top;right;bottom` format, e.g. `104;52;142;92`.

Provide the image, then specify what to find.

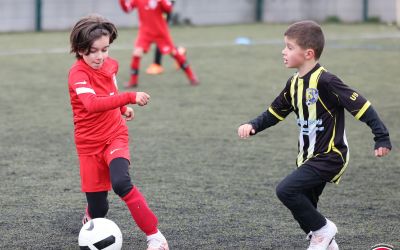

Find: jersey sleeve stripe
268;107;285;121
74;81;87;85
76;87;96;95
354;101;371;120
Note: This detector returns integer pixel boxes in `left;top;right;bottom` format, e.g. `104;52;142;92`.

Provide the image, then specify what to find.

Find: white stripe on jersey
297;130;305;165
74;81;87;85
76;87;95;95
307;123;317;159
343;130;349;162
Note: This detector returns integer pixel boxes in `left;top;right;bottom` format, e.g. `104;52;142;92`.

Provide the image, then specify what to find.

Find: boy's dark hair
70;14;118;59
284;20;324;59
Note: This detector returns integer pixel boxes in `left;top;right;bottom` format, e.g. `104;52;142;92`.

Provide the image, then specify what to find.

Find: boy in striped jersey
238;20;391;250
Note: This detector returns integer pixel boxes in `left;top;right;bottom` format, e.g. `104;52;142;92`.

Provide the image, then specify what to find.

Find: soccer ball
78;218;123;250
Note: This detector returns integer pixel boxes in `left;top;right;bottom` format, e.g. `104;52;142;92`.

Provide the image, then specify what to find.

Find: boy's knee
110;157;133;197
276;181;290;202
112;178;133;198
133;48;143;57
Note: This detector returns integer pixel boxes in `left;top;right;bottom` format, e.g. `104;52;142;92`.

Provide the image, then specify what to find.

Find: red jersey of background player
121;0;173;39
68;57;135;155
120;0;199;87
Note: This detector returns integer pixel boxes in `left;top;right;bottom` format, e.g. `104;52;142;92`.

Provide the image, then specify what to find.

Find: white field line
0;32;399;57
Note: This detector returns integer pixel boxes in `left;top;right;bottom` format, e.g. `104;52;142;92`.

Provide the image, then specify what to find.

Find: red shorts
78;136;131;192
135;32;175;54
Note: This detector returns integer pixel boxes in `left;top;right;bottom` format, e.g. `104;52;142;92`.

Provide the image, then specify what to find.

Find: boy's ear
78;48;88;57
304;49;315;59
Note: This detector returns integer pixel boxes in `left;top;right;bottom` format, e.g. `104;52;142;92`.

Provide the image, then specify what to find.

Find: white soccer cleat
307;232;339;250
307;219;338;250
328;238;339;250
146;230;169;250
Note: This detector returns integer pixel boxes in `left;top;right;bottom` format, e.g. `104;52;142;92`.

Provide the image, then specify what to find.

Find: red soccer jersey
120;0;172;38
68;58;136;155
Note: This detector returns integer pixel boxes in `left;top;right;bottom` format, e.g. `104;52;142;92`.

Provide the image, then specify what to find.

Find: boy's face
282;36;311;69
79;35;110;69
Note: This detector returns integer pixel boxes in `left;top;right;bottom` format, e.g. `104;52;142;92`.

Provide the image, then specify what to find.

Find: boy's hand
136;92;150;106
123;107;135;121
375;147;390;157
238;124;255;139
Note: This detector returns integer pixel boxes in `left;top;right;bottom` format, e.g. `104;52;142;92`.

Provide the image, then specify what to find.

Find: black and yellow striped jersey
252;64;375;183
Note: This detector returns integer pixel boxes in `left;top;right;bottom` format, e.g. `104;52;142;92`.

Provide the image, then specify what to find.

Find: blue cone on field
235;37;251;45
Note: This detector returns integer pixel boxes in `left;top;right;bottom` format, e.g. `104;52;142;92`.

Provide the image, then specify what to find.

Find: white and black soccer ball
78;218;123;250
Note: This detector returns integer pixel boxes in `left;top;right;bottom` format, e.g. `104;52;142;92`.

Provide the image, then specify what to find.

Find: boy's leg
170;48;199;85
109;158;158;235
109;158;169;249
79;154;111;224
127;34;149;87
276;164;337;249
154;47;163;66
300;182;326;233
127;53;141;87
275;164;327;232
305;182;326;209
303;183;339;250
85;191;109;221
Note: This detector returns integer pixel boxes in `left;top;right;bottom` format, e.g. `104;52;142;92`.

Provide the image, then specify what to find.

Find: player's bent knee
276;183;299;208
275;182;290;202
109;157;133;197
112;179;133;198
133;48;143;57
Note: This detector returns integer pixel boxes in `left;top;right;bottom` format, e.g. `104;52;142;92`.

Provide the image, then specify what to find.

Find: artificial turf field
0;22;399;249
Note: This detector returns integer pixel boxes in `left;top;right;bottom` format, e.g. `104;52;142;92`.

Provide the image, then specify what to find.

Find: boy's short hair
70;14;118;59
284;20;325;59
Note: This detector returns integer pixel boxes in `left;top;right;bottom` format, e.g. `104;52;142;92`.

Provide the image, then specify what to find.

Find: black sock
154;47;162;65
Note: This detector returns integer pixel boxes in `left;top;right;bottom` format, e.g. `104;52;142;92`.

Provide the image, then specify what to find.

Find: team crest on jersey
305;88;319;106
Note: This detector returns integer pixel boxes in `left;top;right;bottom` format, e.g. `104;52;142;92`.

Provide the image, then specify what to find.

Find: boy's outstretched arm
238;109;281;139
238;80;292;139
359;106;392;157
77;91;149;113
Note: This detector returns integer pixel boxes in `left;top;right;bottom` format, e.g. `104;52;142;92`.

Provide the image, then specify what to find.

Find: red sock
121;187;158;235
172;52;196;81
130;56;141;85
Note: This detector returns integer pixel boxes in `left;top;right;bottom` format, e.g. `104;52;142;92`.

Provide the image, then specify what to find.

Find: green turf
0;23;399;249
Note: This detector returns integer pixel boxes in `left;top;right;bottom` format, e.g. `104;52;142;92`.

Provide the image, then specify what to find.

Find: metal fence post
35;0;42;31
363;0;368;21
256;0;264;22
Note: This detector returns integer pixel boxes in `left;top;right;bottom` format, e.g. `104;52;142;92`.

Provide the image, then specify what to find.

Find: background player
119;0;199;87
145;0;180;75
238;20;391;249
68;14;169;250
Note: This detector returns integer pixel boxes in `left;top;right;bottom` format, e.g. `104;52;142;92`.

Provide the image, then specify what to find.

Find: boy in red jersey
68;14;168;250
119;0;199;87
